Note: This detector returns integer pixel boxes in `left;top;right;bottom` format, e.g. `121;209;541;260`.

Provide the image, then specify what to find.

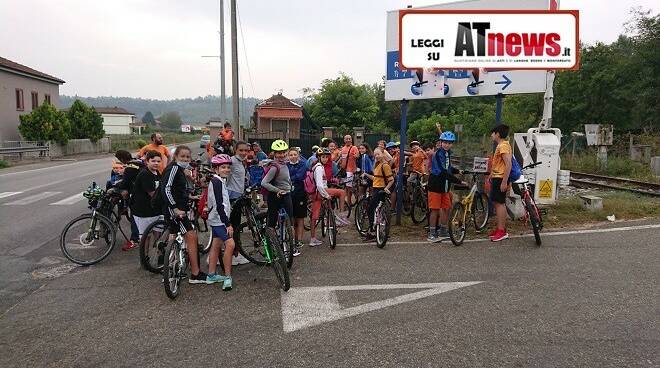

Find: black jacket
117;159;145;194
161;162;189;211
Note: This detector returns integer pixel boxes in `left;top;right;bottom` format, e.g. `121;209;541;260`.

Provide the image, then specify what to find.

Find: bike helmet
211;154;232;166
395;141;400;147
271;139;289;152
410;140;421;147
312;145;319;152
385;141;396;149
317;147;331;156
439;131;456;142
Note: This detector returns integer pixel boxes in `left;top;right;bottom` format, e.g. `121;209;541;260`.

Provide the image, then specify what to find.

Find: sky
0;0;656;100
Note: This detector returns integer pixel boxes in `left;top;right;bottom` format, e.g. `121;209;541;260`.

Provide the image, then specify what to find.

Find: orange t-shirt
138;143;171;173
410;150;426;174
491;140;512;178
392;152;400;173
340;145;359;173
221;128;233;141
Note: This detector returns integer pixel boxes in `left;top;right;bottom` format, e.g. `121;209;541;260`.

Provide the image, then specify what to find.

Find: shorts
490;178;507;204
211;225;231;241
428;192;452;210
340;172;355;187
134;215;164;237
165;208;195;235
292;192;308;219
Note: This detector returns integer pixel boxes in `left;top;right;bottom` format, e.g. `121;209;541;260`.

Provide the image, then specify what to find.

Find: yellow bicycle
448;171;490;246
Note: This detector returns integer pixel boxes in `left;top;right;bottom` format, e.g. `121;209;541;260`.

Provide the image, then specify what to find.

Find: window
31;91;38;109
44;94;51;105
15;89;24;111
271;119;288;132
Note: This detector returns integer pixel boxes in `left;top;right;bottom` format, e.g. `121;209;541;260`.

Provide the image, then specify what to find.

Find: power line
236;3;256;98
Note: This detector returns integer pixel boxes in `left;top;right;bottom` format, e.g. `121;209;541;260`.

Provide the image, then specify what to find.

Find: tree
142;111;155;124
159;111;182;130
18;103;71;144
305;73;378;130
67;100;105;142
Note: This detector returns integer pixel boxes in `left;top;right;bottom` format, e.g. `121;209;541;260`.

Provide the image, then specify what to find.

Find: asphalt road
0;151;658;367
0;143;204;313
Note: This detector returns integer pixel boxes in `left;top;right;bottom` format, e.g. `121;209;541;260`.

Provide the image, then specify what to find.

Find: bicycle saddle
513;175;529;184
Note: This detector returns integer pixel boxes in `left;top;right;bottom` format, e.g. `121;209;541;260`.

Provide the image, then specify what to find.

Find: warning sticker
538;179;553;198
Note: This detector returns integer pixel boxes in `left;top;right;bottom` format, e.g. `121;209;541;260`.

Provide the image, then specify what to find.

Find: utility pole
219;0;226;120
230;0;239;129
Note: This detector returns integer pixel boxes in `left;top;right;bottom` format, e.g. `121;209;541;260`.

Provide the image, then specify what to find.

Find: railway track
570;171;660;197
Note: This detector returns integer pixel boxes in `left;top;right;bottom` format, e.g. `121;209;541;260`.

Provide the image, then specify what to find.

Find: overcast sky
0;0;656;100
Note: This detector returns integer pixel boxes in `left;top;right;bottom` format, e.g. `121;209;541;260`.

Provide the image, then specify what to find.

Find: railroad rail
570;171;660;197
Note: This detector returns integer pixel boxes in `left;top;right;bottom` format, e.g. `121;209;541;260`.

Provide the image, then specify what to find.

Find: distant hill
59;95;263;126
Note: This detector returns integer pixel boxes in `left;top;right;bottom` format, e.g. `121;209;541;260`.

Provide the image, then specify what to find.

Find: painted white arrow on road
281;282;482;332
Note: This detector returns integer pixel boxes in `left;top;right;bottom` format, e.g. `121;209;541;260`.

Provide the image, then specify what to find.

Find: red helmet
211;154;232;166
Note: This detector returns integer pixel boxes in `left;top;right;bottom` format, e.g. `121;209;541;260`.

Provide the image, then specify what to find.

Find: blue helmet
385;141;396;149
439;131;456;142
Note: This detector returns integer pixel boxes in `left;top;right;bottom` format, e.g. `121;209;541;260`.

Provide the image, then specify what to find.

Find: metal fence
0;141;50;160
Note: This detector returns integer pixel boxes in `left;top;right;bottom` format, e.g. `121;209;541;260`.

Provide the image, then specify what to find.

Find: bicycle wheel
281;216;294;269
163;241;183;299
448;202;466;246
327;206;337;249
411;187;428;224
265;227;290;291
60;213;116;266
235;211;268;266
139;219;169;274
197;218;213;254
472;192;490;231
402;186;412;216
375;205;390;248
304;201;312;231
525;196;542;246
354;197;370;236
320;212;327;238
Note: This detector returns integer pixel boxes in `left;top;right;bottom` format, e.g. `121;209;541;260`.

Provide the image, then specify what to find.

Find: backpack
248;164;265;187
259;162;281;198
508;157;523;183
304;166;319;195
197;187;209;220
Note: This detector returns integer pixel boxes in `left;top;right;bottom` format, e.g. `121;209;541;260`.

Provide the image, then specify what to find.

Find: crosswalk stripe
0;192;23;199
50;192;85;206
4;192;60;205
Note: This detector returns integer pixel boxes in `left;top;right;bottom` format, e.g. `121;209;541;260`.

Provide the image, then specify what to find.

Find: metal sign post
396;100;408;226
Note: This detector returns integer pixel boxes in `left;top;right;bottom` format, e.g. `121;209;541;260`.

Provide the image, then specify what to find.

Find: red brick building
252;92;303;139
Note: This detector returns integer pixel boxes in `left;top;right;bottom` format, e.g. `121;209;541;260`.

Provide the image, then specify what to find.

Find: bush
0;160;9;169
18;103;70;144
136;139;147;149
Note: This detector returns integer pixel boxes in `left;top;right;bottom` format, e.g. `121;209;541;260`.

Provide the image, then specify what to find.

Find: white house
93;106;135;135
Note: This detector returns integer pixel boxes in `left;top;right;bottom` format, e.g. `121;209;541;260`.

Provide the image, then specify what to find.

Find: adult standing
339;134;359;207
252;142;268;162
138;133;171;174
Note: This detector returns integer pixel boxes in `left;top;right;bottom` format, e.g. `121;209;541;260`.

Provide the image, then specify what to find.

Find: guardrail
0;141;50;160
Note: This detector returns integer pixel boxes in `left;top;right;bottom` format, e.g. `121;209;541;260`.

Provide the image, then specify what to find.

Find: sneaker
206;273;226;284
189;271;208;284
490;229;509;242
437;228;450;240
488;229;498;237
222;276;233;291
427;234;438;242
293;245;301;257
309;238;322;247
232;253;250;266
121;240;137;251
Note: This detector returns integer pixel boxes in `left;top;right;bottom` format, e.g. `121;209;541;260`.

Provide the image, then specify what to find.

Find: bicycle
512;162;545;246
276;207;295;269
318;198;338;249
354;189;371;237
447;170;490;246
60;183;125;265
373;193;392;248
408;172;428;224
233;185;269;265
162;226;190;299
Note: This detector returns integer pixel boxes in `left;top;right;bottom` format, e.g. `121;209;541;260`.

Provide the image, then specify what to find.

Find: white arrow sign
281;282;482;332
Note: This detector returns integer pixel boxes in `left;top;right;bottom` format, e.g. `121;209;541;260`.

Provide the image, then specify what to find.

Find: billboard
180;124;191;133
385;0;554;101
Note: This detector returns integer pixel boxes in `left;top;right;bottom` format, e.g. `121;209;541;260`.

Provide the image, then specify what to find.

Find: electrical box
513;128;562;204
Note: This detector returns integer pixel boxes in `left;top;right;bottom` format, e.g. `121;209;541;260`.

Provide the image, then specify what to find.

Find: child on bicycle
206;154;235;290
427;132;463;243
287;147;308;255
309;148;348;246
489;124;512;242
361;147;394;239
261;140;294;229
161;145;206;284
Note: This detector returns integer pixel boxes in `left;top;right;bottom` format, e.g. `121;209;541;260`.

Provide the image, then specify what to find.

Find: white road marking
281;282;482;332
337;223;660;247
3;192;60;205
0;192;22;199
50;192;85;205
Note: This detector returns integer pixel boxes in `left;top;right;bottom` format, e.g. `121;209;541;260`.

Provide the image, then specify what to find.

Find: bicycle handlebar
522;161;543;170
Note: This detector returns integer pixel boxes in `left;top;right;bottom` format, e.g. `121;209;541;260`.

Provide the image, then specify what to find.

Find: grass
109;133;200;152
561;154;660;183
0;159;9;169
